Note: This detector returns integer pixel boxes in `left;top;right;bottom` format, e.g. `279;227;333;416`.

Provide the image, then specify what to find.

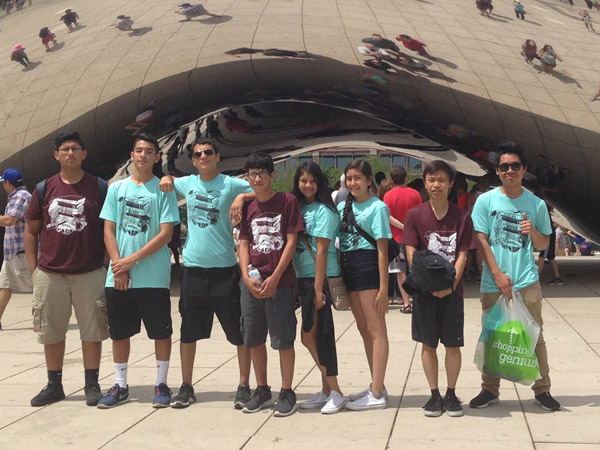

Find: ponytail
340;194;354;232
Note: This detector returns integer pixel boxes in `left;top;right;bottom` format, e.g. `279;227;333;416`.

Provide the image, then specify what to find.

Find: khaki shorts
32;267;109;345
0;252;33;292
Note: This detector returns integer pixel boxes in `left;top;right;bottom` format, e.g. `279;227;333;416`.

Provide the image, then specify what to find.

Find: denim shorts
340;249;380;292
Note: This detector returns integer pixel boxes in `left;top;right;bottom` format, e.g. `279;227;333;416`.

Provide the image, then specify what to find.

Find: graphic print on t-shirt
46;196;88;235
340;226;361;252
425;230;457;263
188;189;220;228
118;196;151;235
491;210;527;252
251;213;283;254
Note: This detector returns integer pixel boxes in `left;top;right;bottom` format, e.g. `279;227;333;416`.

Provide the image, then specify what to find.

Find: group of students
14;131;560;417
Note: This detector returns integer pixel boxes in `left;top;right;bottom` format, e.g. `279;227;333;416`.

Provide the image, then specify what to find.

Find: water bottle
248;265;262;282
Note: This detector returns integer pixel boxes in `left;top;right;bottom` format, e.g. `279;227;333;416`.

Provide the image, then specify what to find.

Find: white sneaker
321;390;347;414
299;390;327;410
348;384;388;401
345;390;387;411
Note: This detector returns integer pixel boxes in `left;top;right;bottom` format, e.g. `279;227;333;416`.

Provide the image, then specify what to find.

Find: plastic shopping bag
474;290;541;384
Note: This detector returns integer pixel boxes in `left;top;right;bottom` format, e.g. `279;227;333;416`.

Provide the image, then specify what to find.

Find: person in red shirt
383;166;422;313
396;34;437;61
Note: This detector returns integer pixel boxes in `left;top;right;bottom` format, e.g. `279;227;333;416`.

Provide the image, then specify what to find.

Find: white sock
156;360;169;386
115;362;128;388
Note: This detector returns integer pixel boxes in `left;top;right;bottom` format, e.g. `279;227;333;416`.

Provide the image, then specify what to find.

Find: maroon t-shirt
25;172;105;274
402;202;476;296
239;192;304;288
383;186;422;243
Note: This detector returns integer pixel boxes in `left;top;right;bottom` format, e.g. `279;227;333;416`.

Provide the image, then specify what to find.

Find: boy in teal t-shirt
469;142;560;413
159;138;255;410
98;133;179;410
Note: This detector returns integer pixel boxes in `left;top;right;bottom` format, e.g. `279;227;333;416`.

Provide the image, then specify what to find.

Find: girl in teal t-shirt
291;161;346;414
338;159;391;411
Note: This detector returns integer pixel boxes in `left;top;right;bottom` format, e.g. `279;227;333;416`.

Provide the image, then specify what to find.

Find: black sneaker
469;389;499;408
444;394;465;417
171;383;196;409
234;383;251;410
242;385;272;413
273;389;297;417
535;392;561;411
423;394;445;417
31;383;66;407
84;383;102;406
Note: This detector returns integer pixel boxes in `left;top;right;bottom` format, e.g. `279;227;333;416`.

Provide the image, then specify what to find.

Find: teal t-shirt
174;174;251;268
294;201;341;278
337;196;392;252
471;187;551;293
100;177;180;289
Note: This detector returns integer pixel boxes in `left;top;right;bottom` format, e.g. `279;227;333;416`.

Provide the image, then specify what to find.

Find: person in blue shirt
291;161;346;414
98;133;180;409
470;142;561;412
338;159;392;411
159;137;255;410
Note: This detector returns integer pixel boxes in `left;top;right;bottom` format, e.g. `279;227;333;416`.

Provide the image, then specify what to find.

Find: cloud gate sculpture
0;0;598;241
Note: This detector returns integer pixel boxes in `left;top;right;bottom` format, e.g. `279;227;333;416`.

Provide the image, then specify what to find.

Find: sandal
400;304;413;314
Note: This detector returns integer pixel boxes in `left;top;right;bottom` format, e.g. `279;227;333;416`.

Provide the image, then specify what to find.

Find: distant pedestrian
395;35;437;61
176;3;220;21
584;0;593;9
60;9;79;30
521;39;539;66
514;0;526;19
476;0;493;16
10;45;29;69
538;45;562;74
114;15;134;31
39;27;57;51
580;10;596;33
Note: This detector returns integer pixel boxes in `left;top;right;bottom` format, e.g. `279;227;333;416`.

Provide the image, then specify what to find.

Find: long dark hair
340;159;373;232
291;161;336;212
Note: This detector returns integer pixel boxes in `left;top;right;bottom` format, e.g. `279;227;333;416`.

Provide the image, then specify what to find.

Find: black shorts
539;230;556;260
412;291;464;348
179;265;243;345
105;288;173;340
341;249;380;291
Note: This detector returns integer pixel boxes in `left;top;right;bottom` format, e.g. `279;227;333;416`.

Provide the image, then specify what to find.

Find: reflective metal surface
0;0;598;240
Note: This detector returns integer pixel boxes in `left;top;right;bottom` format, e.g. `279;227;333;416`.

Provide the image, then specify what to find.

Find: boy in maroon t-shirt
403;160;475;418
238;152;304;417
25;131;108;408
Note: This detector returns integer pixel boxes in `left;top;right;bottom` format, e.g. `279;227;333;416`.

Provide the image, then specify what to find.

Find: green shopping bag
474;290;541;384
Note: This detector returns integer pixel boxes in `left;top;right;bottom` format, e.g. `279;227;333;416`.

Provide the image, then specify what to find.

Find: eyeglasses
58;146;83;153
498;162;523;172
248;171;270;179
192;149;215;158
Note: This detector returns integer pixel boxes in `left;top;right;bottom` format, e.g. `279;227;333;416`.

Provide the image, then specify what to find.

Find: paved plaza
0;257;599;449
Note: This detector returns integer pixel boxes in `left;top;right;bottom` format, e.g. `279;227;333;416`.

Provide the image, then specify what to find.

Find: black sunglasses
192;149;215;158
498;162;522;172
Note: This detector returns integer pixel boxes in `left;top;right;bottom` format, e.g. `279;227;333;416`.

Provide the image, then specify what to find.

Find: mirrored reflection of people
115;15;134;31
580;10;596;32
39;27;58;52
590;79;600;101
10;45;30;69
176;3;220;21
476;0;493;16
0;169;33;331
470;141;561;412
513;0;526;20
362;33;400;52
538;45;562;74
60;9;80;30
396;34;437;61
521;39;539;66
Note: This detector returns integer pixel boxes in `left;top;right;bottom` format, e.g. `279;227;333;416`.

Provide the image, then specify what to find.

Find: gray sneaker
273;389;297;417
171;383;196;409
234;383;251;410
242;385;272;413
